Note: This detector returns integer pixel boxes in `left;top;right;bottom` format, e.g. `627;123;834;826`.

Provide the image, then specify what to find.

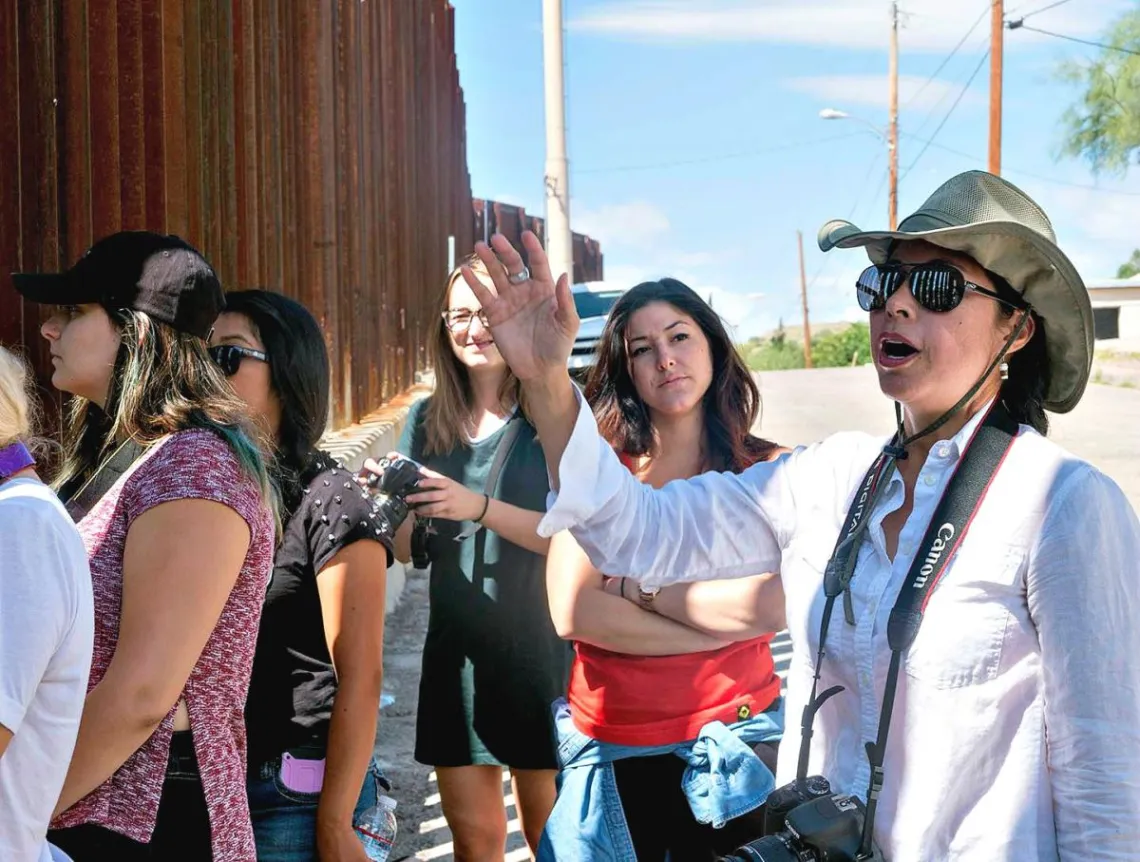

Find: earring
999;361;1009;381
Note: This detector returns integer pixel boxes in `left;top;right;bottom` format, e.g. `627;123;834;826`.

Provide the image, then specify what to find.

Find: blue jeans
538;698;784;862
248;754;389;862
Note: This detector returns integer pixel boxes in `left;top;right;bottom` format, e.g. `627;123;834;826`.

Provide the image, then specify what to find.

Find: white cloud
573;200;672;248
784;74;983;112
569;0;1131;52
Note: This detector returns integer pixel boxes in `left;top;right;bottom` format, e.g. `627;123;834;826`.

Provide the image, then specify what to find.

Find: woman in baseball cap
451;172;1140;860
12;231;277;862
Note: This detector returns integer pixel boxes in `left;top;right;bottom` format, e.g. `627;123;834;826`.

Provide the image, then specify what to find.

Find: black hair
583;278;779;471
990;272;1050;435
220;289;332;511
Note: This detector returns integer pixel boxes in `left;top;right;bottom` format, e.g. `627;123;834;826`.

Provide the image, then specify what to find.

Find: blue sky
453;0;1140;340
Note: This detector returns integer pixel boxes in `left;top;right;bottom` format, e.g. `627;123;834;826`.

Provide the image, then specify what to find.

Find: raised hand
461;231;578;382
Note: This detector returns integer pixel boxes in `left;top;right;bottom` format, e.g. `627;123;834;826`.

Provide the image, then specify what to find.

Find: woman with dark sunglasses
451;171;1140;860
209;290;391;862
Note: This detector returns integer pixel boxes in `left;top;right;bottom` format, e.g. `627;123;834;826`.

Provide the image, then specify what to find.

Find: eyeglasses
855;262;1028;314
441;308;490;332
208;344;268;377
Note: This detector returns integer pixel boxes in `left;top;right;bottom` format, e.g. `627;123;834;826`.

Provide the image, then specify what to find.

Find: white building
1086;279;1140;345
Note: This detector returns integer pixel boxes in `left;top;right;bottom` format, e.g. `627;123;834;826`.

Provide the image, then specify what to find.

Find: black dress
398;399;571;769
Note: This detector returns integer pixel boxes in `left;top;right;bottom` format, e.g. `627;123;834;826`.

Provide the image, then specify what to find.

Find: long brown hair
422;254;527;456
584;279;778;473
55;308;274;507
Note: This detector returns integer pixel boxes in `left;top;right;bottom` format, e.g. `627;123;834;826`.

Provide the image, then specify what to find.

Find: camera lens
718;834;803;862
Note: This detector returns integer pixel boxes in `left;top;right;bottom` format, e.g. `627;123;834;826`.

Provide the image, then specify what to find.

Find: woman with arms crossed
541;279;786;860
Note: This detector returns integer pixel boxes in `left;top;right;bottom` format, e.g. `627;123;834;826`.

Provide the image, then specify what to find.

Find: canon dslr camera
719;776;880;862
366;455;423;541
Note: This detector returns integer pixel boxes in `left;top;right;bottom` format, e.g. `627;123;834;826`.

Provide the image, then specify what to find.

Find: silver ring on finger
507;265;531;285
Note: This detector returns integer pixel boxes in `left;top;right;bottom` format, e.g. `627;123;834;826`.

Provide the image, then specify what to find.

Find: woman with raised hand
14;232;276;862
0;346;92;862
209;289;391;862
459;172;1140;860
381;254;571;861
541;279;786;860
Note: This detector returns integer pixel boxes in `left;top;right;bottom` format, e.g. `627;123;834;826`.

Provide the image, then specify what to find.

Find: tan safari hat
818;170;1094;413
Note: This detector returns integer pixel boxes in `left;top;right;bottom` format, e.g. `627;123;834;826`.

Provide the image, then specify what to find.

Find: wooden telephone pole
797;231;813;369
888;0;899;229
989;0;1003;174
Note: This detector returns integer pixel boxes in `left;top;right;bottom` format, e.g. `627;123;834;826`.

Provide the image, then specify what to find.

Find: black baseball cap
11;231;225;339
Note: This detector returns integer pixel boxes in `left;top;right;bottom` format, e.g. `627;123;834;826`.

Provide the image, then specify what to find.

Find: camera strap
799;401;1018;859
63;437;147;522
454;413;524;541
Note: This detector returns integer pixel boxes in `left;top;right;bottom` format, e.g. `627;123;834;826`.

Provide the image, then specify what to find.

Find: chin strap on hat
887;309;1031;459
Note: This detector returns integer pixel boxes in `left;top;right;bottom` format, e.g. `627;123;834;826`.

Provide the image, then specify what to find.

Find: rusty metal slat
278;0;300;303
87;0;120;236
232;0;258;287
254;0;282;290
140;0;167;231
116;0;145;228
197;1;222;269
15;0;60;400
182;0;203;248
214;0;237;286
58;0;92;264
159;0;187;237
0;0;23;349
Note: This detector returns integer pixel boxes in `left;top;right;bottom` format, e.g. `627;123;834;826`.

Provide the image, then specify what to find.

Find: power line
901;48;991;181
904;3;991;110
1017;0;1076;21
1007;23;1140;56
897;131;1140;196
575;131;864;174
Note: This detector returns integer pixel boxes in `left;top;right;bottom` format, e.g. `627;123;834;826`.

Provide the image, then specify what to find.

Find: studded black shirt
244;452;391;769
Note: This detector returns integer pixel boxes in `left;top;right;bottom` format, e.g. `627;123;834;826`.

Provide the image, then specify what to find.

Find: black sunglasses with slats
208;344;268;377
856;261;1028;314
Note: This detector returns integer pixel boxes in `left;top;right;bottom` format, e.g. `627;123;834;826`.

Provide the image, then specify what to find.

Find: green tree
811;322;872;367
1058;9;1140;175
1118;249;1140;278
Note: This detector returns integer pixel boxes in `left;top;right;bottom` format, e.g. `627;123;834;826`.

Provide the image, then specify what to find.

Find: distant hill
753;321;851;342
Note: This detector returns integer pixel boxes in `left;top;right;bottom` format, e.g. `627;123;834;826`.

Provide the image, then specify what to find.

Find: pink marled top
51;429;274;861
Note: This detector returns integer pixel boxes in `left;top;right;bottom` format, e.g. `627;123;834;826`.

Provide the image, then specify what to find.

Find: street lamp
820;107;898;229
819;108;889;144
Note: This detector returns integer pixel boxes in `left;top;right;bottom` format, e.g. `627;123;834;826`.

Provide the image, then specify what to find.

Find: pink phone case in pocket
279;752;326;794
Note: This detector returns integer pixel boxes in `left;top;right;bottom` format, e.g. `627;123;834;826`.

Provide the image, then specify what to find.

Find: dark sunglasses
208;344;268;377
856;261;1027;313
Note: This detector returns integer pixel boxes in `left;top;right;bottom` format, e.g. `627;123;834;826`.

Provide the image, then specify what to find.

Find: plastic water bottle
354;794;398;861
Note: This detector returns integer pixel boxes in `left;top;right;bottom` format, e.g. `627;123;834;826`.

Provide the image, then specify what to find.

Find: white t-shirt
0;478;93;862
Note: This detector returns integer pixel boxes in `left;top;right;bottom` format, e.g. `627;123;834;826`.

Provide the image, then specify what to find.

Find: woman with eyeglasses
13;231;276;862
454;171;1140;860
376;254;570;861
208;290;391;862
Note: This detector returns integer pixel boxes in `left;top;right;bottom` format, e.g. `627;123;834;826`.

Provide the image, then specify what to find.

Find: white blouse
539;393;1140;861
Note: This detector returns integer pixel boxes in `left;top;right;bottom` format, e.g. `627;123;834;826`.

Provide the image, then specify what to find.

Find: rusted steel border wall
472;199;604;284
0;0;473;429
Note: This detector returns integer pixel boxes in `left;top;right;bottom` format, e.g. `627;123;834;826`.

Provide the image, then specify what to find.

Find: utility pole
989;0;1004;174
888;0;899;230
797;231;813;369
542;0;574;285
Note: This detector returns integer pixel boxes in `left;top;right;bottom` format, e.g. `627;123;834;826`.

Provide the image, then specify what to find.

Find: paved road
754;366;1140;512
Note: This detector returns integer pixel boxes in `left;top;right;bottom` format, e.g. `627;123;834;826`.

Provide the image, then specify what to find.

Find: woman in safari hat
448;171;1140;860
